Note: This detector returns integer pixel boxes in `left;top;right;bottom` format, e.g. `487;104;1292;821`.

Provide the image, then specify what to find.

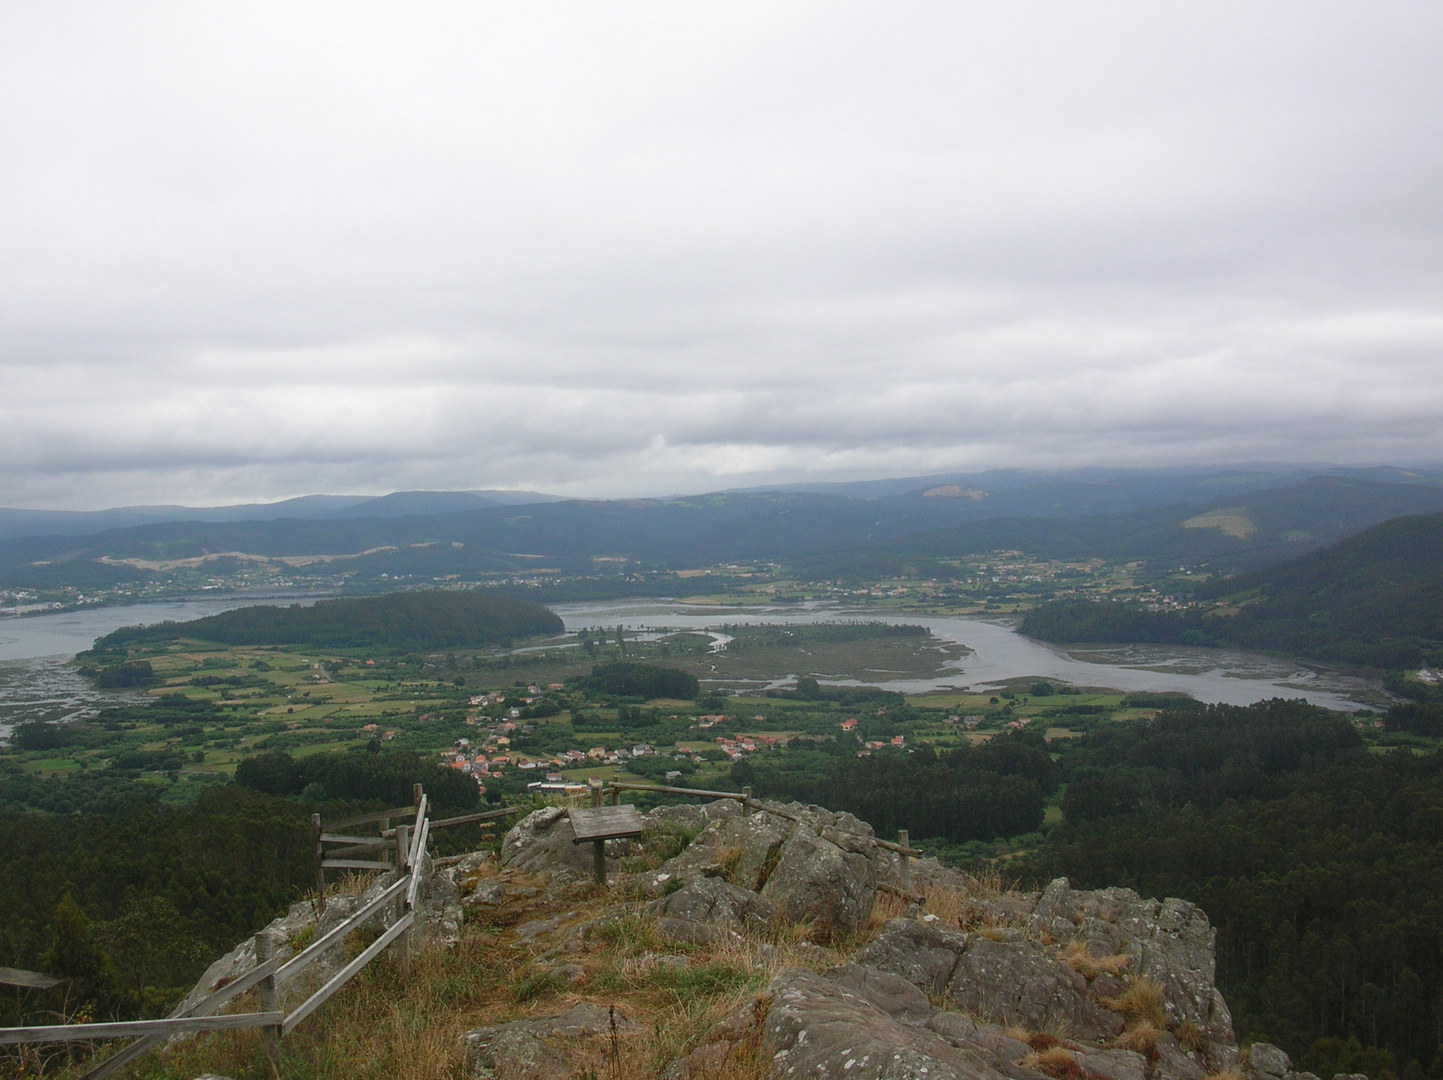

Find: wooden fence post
588;780;607;885
897;829;911;894
394;824;412;980
742;786;753;816
255;933;281;1074
413;783;423;807
312;813;325;912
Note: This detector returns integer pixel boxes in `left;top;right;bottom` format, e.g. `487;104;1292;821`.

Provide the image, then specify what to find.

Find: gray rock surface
1025;878;1239;1063
761;967;1007;1080
1077;1048;1149;1080
641;876;777;945
826;963;935;1024
948;935;1123;1041
851;916;969;994
463;1003;633;1080
1250;1043;1294;1078
498;807;595;884
760;824;878;940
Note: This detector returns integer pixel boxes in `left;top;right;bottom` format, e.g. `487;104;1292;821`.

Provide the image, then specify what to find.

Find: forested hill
91;590;564;651
1022;511;1443;668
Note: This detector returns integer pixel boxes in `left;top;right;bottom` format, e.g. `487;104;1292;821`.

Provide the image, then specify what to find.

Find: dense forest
88;590;564;652
0;749;482;1028
1022;512;1443;669
733;732;1056;842
579;661;700;700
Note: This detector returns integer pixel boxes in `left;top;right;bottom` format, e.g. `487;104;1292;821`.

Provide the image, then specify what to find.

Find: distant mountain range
3;468;1443;593
0;489;562;541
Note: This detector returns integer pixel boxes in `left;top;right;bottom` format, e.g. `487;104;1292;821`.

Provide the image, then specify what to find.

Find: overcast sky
2;2;1441;509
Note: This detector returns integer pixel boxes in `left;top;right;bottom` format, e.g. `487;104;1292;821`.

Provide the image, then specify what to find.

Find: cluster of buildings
943;715;983;729
712;733;777;760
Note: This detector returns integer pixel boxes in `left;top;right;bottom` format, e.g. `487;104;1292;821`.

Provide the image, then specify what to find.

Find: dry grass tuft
869;888;908;928
1023;1045;1088;1080
1005;1025;1033;1043
922;882;966;924
961;867;1008;901
1110;1019;1161;1057
1060;942;1131;980
1026;1032;1065;1051
1203;1070;1244;1080
1174;1019;1207;1054
975;926;1011;942
1100;976;1166;1028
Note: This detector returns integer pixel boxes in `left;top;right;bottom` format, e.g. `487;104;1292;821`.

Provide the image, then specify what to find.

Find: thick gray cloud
2;1;1441;507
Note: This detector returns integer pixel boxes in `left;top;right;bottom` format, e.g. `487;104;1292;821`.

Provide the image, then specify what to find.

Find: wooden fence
0;789;519;1079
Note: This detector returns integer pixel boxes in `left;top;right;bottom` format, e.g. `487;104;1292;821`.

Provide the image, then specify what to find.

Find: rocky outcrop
641;876;777;945
497;805;596;884
463;1003;633;1080
502;799;882;939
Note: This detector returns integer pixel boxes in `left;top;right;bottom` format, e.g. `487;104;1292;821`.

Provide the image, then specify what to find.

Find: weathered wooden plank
405;818;430;910
872;839;924;857
282;913;413;1036
320;833;391;846
327;841;393;859
409;794;427;858
275;876;407;987
427;806;520;830
569;805;644;843
0;1011;283;1045
321;859;392;871
324;806;414;831
606;782;748;801
877;881;925;904
0;966;62;990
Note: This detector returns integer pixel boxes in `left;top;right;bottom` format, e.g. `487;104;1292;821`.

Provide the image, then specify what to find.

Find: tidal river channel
0;595;1380;741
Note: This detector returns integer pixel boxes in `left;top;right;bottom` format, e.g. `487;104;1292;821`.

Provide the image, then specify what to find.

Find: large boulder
948;935;1123;1042
499;807;594;884
463;1003;634;1080
1031;878;1237;1061
641;877;776;945
653;808;792;891
851;916;969;995
759;823;877;941
825;963;934;1024
676;967;1009;1080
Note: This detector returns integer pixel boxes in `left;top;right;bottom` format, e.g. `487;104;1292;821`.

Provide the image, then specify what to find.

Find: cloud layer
3;1;1442;507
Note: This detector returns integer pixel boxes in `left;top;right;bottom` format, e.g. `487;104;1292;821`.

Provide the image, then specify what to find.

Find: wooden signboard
569;805;644;844
569;805;644;884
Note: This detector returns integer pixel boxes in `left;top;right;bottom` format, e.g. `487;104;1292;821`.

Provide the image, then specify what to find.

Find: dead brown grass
1110;1019;1161;1056
1175;1019;1206;1054
961;867;1008;901
1100;976;1166;1028
869;888;908;928
921;882;966;924
1023;1044;1088;1080
1060;941;1131;980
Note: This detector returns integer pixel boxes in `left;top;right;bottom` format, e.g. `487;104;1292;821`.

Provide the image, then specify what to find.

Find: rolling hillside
4;473;1443;593
1022;511;1443;668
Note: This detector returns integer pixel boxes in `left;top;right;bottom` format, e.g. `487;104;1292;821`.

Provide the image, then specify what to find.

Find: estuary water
0;594;1379;742
553;600;1380;711
0;595;303;741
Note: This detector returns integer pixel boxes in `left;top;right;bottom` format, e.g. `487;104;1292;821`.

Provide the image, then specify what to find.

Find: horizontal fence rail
1;1013;285;1046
